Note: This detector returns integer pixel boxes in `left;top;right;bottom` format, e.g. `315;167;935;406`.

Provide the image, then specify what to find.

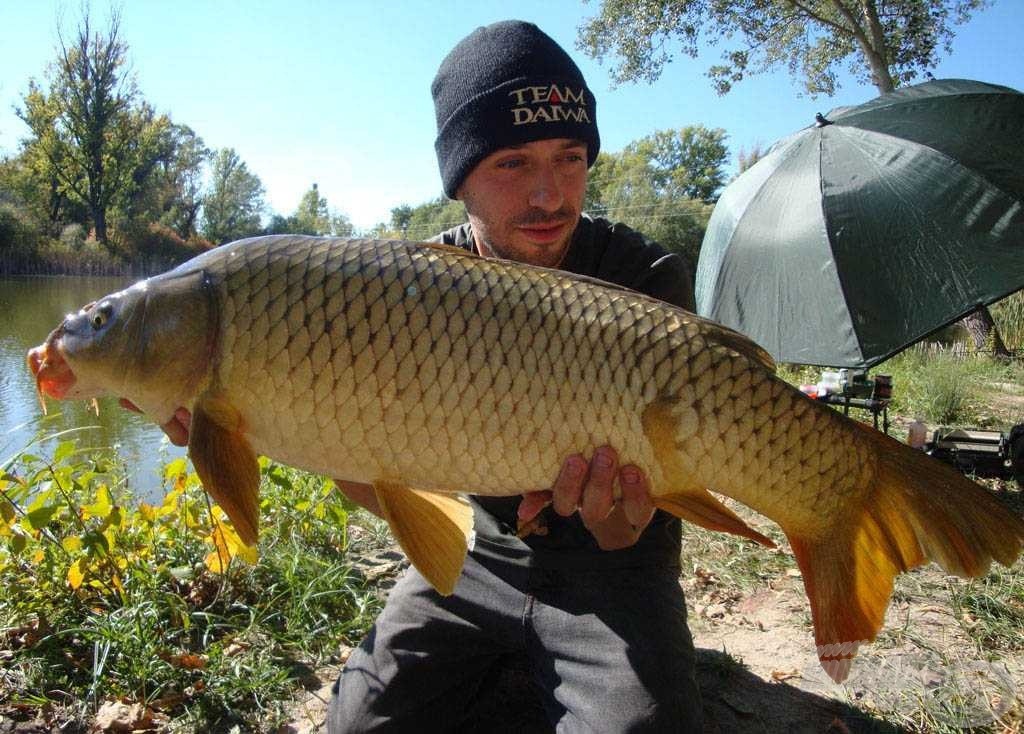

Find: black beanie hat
432;20;600;198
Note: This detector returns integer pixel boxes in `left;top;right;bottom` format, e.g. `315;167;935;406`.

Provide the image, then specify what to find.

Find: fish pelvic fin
643;396;775;548
189;394;261;547
790;421;1024;684
374;482;473;596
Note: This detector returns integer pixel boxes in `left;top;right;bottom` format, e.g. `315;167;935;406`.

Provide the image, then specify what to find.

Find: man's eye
497;159;524;169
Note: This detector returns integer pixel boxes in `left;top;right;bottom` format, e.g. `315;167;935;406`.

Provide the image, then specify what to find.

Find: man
328;20;703;733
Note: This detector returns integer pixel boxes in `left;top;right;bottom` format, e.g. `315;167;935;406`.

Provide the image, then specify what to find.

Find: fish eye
91;303;113;330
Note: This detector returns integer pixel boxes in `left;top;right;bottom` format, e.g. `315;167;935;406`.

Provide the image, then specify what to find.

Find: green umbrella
695;79;1024;369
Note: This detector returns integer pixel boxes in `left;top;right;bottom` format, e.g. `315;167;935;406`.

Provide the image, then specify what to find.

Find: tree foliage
376;196;466;241
265;183;354;237
586;127;721;267
15;10;161;246
127;123;210;238
624;126;729;203
577;0;991;96
201;148;265;244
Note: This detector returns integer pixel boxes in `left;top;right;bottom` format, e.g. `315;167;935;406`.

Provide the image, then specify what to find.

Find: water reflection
1;275;187;502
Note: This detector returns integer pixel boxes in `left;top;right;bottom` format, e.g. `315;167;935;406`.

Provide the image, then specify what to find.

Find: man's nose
527;165;564;211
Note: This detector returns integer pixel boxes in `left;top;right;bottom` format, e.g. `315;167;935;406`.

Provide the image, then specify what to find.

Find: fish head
27;270;215;424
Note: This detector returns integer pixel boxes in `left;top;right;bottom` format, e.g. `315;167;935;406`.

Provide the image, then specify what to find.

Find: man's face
456;138;588;269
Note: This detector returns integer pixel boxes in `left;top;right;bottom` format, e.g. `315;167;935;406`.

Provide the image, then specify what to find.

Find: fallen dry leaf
159;651;208;670
770;668;801;682
92;700;165;732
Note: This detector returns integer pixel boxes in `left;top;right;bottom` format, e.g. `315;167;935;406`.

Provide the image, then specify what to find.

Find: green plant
0;439;381;730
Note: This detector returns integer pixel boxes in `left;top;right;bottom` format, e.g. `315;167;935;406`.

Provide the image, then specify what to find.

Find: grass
0;442;384;732
779;348;1024;431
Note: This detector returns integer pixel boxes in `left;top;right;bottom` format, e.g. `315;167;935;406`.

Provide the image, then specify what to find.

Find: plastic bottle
907;418;928;449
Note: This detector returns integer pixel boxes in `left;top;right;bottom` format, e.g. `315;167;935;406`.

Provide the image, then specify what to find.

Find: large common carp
27;235;1024;682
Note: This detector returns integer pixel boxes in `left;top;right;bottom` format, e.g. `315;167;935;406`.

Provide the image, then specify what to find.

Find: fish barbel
27;235;1024;682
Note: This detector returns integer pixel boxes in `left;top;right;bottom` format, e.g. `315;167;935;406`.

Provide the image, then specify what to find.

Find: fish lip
27;335;77;400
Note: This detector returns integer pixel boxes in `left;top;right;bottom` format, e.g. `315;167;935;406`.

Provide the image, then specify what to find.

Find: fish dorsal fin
189;394;261;546
702;321;776;373
373;482;473;596
418;241;482;258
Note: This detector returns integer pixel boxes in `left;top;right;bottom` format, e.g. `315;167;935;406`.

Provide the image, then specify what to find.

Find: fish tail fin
788;422;1024;683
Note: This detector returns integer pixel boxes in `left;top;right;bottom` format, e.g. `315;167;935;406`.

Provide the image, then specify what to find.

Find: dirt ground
281;554;1023;734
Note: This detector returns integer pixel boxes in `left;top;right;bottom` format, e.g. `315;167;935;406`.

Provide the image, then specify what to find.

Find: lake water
0;275;187;501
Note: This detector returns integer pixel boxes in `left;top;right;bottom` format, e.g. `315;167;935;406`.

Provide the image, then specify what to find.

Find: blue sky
1;1;1021;231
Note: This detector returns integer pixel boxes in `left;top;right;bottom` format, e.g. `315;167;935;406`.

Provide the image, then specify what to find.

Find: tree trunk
94;206;108;246
962;305;1011;359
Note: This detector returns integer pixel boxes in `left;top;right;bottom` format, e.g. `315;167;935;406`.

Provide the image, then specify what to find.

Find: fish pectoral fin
189;395;261;547
654;490;775;548
373;482;473;596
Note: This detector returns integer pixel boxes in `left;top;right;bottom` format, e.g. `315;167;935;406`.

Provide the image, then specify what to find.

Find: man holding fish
32;15;1019;734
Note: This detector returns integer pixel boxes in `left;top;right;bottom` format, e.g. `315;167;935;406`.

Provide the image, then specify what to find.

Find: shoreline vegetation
2;350;1023;732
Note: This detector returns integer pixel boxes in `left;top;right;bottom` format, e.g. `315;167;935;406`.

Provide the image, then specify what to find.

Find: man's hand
518;446;656;551
119;399;191;447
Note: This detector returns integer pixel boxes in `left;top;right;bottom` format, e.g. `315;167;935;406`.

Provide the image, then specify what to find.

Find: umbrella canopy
695;79;1024;369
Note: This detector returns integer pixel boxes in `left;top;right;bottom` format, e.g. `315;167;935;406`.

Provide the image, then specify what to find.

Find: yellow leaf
67;559;86;590
138;503;157;522
62;536;83;553
83;486;113;519
219;520;258;565
204;518;258;573
31;549;44;564
204;548;228;574
163;457;188;480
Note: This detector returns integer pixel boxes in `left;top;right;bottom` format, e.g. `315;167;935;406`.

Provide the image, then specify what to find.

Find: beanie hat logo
508;84;592;126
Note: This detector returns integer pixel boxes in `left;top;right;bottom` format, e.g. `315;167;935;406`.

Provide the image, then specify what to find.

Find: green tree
737;142;769;175
587;146;714;267
127;122;209;238
293;183;332;235
202;148;265;244
577;0;990;96
401;196;467;241
624;126;729;203
265;183;354;237
16;10;147;246
390;204;414;237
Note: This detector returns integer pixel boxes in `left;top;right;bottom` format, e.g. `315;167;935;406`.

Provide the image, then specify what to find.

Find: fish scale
209;238;663;494
27;235;1024;684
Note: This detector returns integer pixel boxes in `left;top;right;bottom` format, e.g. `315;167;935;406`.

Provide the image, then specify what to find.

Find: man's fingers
162;408;192;447
518;490;553;523
620;465;655;529
552;454;587;516
580;447;617;526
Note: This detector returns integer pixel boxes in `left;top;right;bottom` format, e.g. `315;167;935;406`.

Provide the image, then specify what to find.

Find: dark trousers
328;549;703;733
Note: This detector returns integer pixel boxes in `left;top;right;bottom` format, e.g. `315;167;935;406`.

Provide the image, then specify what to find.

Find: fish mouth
27;337;77;402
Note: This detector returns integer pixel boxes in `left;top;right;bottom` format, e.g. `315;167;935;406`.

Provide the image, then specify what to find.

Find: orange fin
189;394;261;547
654;491;775;548
789;421;1024;683
374;482;473;596
643;394;774;547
